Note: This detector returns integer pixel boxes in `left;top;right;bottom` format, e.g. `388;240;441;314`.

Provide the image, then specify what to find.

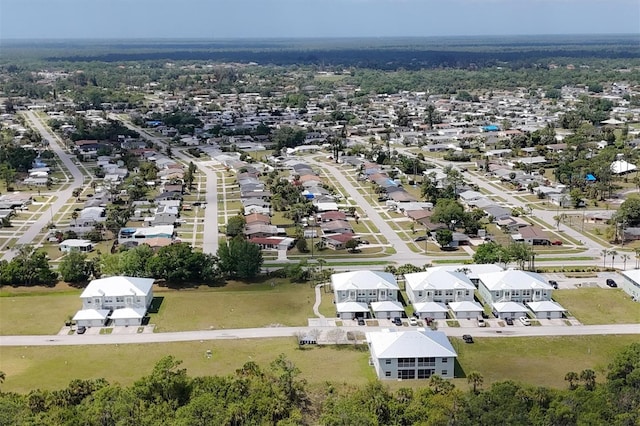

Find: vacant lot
453;335;638;389
552;288;640;324
0;338;374;393
151;280;316;331
0;289;80;335
1;335;636;394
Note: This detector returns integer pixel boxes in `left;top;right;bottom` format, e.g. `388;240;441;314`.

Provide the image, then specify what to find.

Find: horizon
1;0;639;41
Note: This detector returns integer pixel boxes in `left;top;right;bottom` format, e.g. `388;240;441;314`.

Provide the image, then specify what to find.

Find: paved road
1;323;637;347
113;117;220;255
308;158;420;262
1;111;84;261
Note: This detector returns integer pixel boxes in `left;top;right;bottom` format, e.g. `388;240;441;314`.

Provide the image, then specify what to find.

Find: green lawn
552;288;640;324
151;281;316;331
0;338;374;394
453;335;639;389
0;291;80;335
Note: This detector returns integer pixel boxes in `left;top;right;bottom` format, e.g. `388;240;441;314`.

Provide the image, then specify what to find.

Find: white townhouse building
366;329;457;380
477;270;560;319
331;271;399;320
73;276;155;327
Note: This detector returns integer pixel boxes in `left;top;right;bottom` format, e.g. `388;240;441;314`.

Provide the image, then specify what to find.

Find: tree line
0;343;638;425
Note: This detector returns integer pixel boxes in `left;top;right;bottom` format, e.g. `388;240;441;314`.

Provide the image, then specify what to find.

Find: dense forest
1;343;638;425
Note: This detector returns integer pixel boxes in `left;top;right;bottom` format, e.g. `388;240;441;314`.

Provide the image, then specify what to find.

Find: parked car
462;334;474;344
414;236;428;242
77;326;87;335
549;280;558;289
505;317;514;325
481;312;489;319
357;318;365;326
519;316;531;326
551;240;563;246
606;278;617;288
477;317;486;327
409;317;418;326
392;317;403;326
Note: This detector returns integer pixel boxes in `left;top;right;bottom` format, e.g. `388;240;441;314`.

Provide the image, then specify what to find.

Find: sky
0;0;638;40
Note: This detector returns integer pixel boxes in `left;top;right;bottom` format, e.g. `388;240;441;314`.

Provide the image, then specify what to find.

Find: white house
404;268;476;306
59;239;94;253
72;308;110;327
74;276;155;327
118;225;174;244
144;205;179;226
477;270;553;305
620;270;640;302
366;329;457;380
491;301;529;319
412;301;449;320
331;271;399;320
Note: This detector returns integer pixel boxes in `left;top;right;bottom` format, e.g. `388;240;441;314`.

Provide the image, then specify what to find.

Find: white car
409;317;418;326
519;316;531;326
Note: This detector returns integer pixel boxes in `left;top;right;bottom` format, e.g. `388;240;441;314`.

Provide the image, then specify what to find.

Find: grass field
552;288;640;324
151;280;316;331
0;289;80;335
1;334;636;394
452;335;638;389
0;338;375;393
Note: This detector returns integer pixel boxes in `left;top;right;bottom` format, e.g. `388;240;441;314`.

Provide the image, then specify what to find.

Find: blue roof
483;125;500;132
586;174;596;181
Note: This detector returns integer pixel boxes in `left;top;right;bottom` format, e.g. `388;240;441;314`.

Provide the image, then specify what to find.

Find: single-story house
109;307;147;327
513;225;551;245
366;329;457;380
59;239;94;253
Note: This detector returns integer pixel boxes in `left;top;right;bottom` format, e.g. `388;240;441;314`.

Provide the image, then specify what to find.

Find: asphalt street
1;111;84;261
1;323;637;347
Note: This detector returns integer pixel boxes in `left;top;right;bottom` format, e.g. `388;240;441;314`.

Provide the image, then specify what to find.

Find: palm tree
601;249;609;268
467;371;484;394
564;371;579;390
580;369;596;391
609;250;618;269
70;211;78;227
621;254;630;270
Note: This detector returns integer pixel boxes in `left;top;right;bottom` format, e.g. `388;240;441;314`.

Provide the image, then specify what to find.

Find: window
385;371;391;377
418;291;423;297
398;370;415;379
442;358;448;363
385;359;391;365
418;369;434;379
398;358;415;368
441;370;448;376
417;357;435;367
116;296;124;303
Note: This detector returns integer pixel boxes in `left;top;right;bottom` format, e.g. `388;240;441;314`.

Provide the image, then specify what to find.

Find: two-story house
331;271;400;320
73;276;155;327
404;268;480;319
366;329;457;380
477;270;561;319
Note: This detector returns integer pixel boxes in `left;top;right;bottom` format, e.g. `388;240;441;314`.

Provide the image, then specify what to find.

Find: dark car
549;280;558;289
357;318;365;326
481;312;489;319
414;236;428;242
606;279;617;288
392;317;403;326
462;334;474;344
77;326;87;335
505;317;514;325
